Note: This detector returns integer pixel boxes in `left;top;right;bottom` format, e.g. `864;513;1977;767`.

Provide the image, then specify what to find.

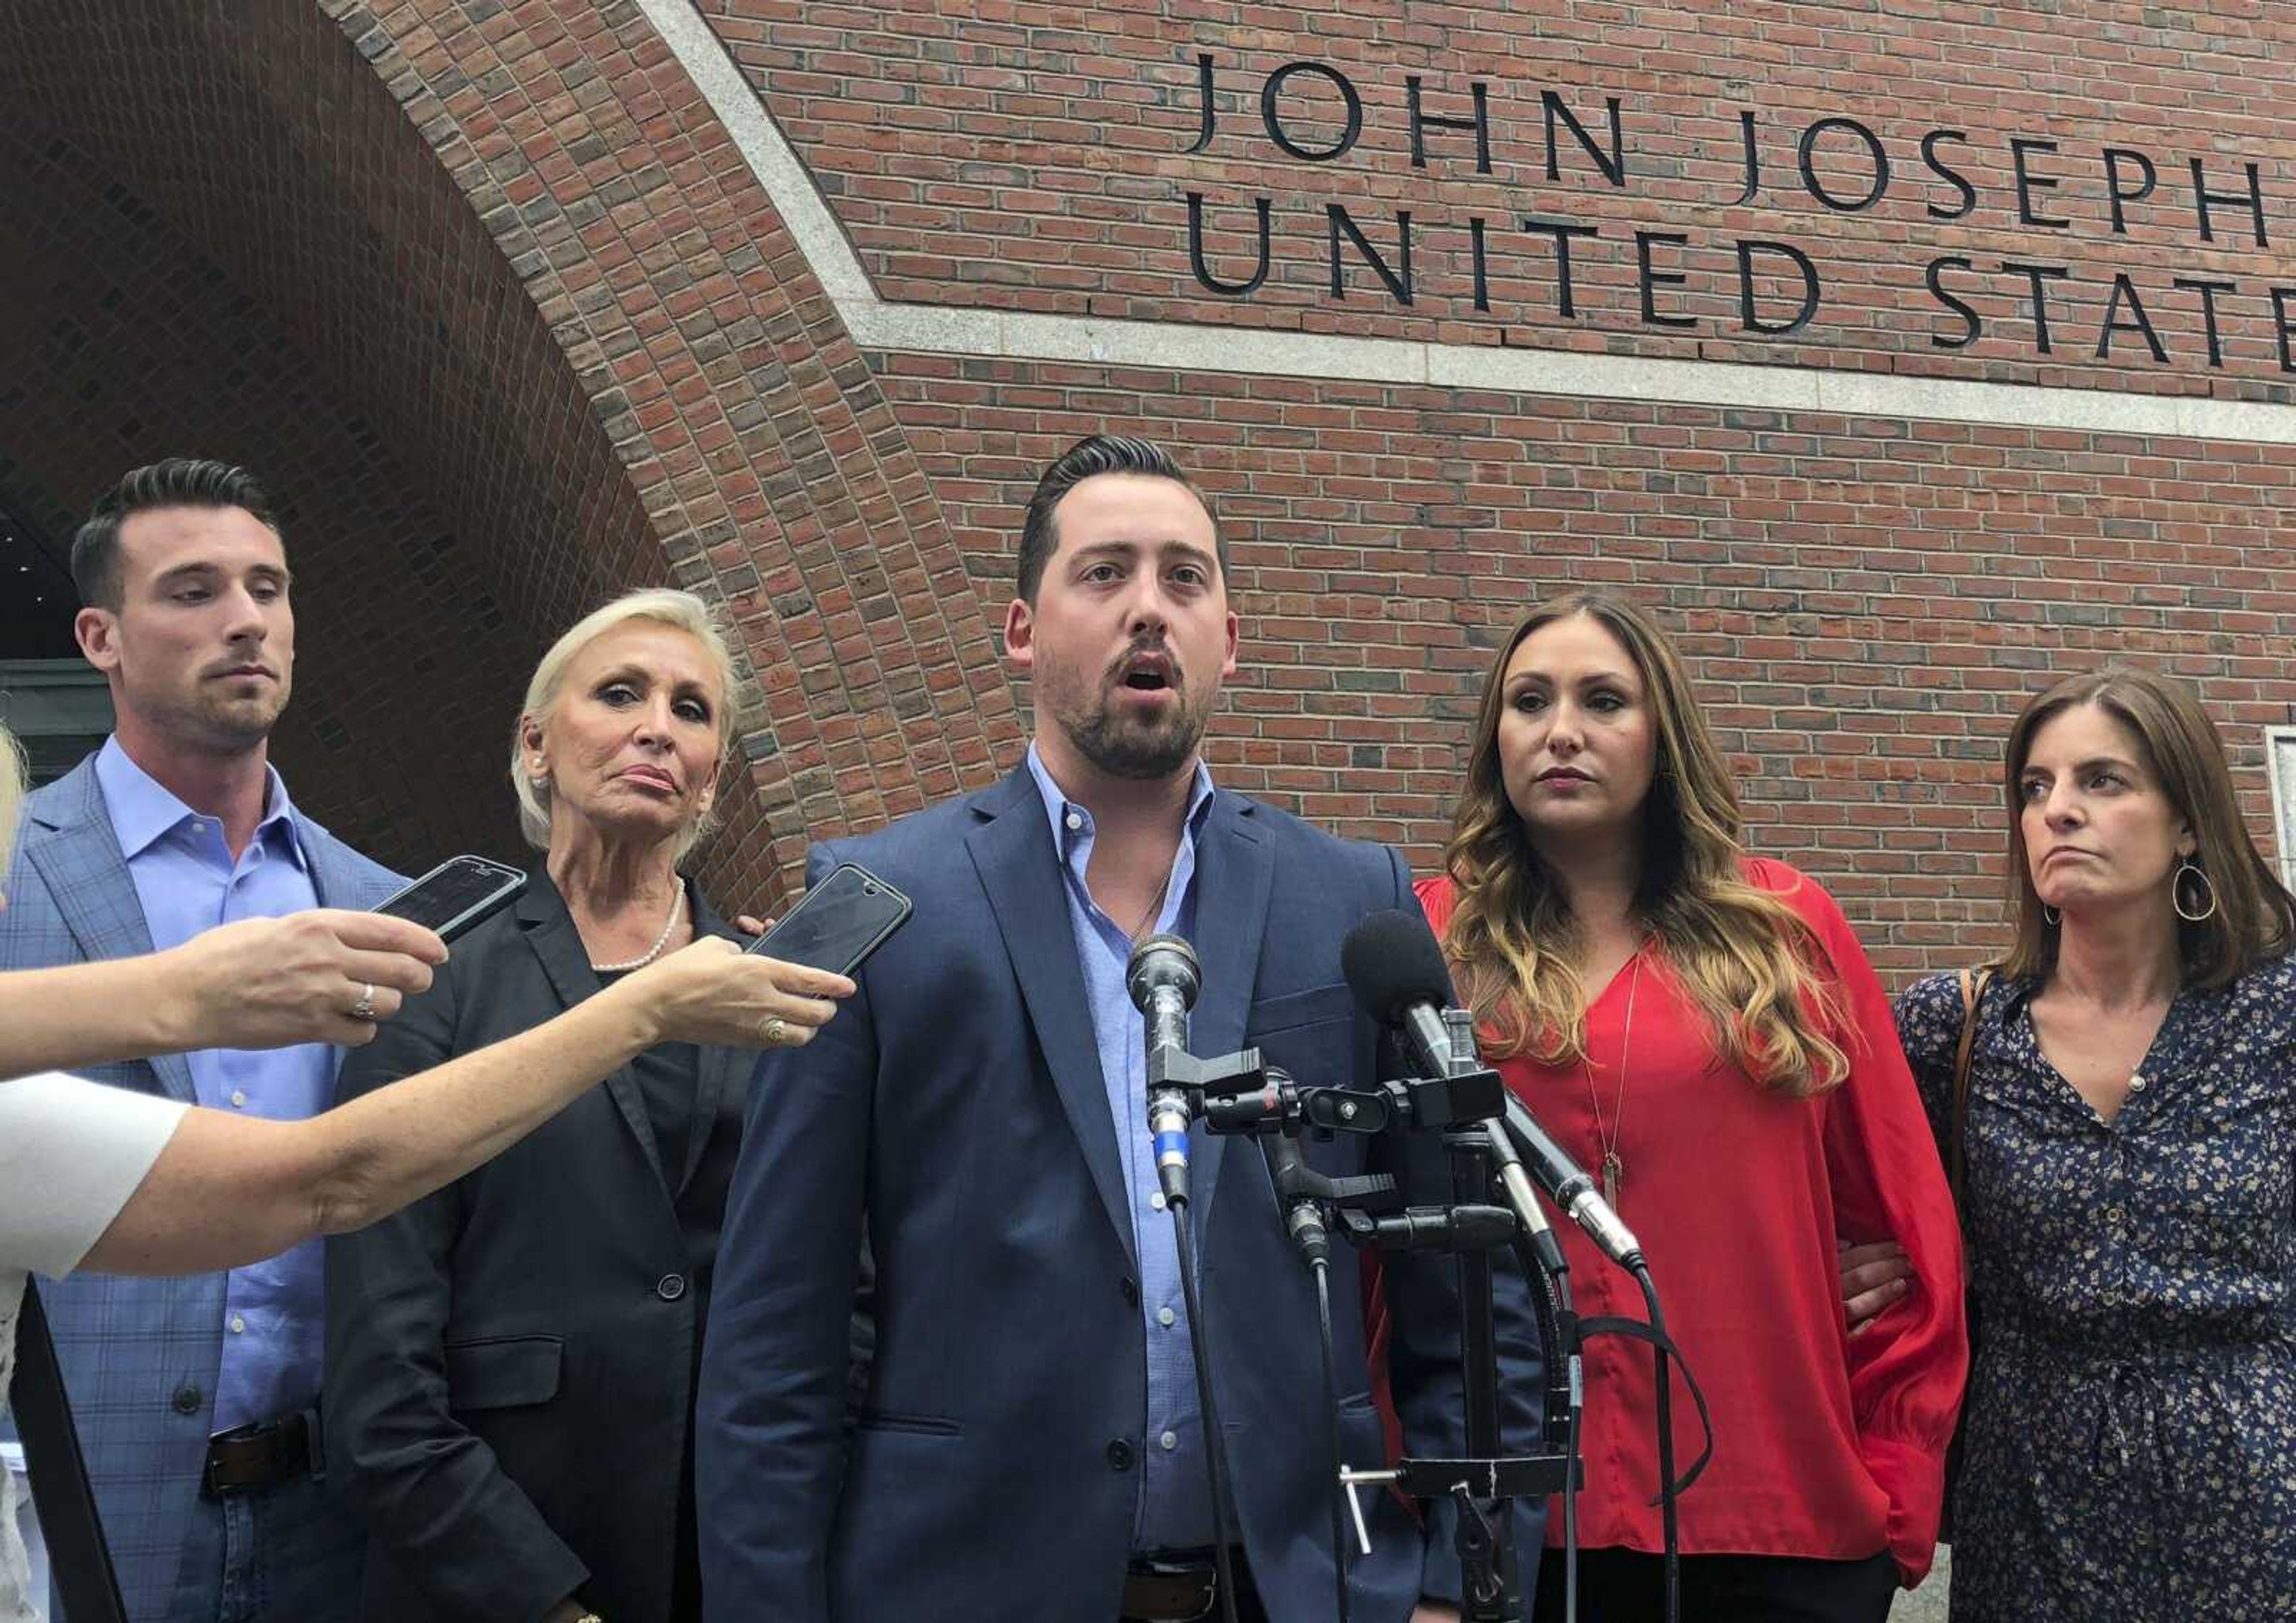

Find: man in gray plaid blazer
0;460;402;1622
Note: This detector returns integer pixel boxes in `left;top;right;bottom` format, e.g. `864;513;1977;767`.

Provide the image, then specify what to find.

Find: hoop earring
2174;858;2219;923
2042;904;2061;927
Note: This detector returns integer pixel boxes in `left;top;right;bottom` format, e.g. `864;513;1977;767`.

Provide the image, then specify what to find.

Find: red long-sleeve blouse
1415;860;1967;1586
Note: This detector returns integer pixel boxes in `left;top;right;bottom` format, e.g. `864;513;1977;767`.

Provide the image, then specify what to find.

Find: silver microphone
1126;933;1201;1206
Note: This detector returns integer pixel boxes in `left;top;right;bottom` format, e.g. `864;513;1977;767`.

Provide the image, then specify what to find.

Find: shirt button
1120;1276;1140;1306
229;1315;246;1334
1160;1430;1178;1451
1065;811;1083;832
230;1090;248;1109
1158;1307;1176;1328
1150;1192;1167;1212
2105;1206;2126;1225
1106;1438;1135;1471
172;1385;202;1415
2129;1075;2147;1092
656;1273;688;1301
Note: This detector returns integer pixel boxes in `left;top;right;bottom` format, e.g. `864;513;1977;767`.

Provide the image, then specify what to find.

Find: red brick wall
2;0;2289;976
704;0;2296;397
878;353;2296;976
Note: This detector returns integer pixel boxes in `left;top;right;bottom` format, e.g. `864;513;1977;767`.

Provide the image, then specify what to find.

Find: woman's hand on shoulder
162;909;447;1052
609;936;854;1050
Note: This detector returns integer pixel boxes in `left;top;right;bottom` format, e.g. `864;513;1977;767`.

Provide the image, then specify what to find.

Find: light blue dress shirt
1025;743;1220;1555
93;737;332;1432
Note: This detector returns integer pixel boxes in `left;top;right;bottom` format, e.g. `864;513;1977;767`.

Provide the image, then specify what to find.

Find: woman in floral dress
1895;667;2296;1621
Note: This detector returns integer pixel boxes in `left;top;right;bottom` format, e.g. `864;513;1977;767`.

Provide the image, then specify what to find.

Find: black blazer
324;871;749;1623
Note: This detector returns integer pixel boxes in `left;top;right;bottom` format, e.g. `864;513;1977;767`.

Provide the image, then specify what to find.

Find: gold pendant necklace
1581;945;1646;1212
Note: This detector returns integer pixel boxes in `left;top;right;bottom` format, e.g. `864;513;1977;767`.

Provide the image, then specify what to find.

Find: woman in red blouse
1417;593;1966;1621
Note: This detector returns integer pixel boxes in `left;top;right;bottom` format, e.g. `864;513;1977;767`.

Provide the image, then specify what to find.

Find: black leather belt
200;1409;318;1499
1121;1551;1233;1622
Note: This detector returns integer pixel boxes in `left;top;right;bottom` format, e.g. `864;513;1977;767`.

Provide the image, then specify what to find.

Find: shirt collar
94;735;306;868
1024;741;1216;856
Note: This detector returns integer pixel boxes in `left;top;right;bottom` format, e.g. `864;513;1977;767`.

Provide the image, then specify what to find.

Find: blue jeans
157;1472;362;1623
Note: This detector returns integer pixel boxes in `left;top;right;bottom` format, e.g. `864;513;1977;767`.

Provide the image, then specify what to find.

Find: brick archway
0;0;1022;904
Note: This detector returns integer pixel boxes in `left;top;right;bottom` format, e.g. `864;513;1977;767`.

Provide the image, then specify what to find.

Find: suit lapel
967;769;1136;1265
677;900;743;1200
515;876;668;1188
1184;795;1271;1241
22;761;194;1104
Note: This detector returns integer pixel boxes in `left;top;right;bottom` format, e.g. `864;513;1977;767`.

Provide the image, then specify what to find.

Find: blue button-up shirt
1025;743;1219;1554
94;737;331;1432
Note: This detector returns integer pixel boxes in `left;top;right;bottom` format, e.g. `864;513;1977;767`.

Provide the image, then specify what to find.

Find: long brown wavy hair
1439;593;1849;1096
1999;666;2294;987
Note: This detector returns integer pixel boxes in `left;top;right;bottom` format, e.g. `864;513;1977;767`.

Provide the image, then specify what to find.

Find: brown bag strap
1947;966;1995;1244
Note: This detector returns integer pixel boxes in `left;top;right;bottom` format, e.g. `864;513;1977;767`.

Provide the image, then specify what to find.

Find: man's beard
1067;698;1207;780
1044;652;1213;781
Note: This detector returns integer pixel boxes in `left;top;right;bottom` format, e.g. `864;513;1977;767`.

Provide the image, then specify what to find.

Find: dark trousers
1532;1546;1898;1623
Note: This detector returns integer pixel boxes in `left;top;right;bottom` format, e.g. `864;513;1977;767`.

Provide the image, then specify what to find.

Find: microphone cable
1634;1259;1684;1623
1509;1231;1580;1623
1169;1196;1242;1623
1311;1252;1352;1623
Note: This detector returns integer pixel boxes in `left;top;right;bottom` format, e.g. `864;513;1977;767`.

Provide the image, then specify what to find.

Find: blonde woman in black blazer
324;590;849;1623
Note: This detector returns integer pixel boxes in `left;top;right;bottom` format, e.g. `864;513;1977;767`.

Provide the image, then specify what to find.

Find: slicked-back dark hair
72;458;280;610
1016;434;1220;603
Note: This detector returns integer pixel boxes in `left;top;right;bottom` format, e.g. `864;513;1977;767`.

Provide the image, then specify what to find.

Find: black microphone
1341;908;1643;1270
1502;1095;1642;1270
1339;909;1461;1079
1126;933;1201;1205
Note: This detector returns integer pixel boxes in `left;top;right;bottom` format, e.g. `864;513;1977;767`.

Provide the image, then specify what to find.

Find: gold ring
763;1016;789;1045
349;983;377;1021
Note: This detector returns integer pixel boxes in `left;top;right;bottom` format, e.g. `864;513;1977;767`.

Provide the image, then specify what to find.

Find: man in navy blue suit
696;435;1541;1622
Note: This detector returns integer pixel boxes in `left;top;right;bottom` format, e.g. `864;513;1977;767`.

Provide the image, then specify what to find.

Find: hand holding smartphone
374;856;527;944
744;862;912;977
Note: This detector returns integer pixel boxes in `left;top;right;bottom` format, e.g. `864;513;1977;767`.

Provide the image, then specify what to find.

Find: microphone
1502;1095;1643;1271
1339;910;1461;1079
1340;909;1644;1271
1482;1118;1571;1279
1126;933;1201;1206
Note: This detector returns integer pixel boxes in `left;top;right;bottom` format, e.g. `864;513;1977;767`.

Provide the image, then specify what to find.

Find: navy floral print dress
1895;958;2296;1622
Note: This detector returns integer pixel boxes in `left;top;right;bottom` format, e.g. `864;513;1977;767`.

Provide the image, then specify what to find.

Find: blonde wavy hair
1440;593;1849;1097
511;588;748;861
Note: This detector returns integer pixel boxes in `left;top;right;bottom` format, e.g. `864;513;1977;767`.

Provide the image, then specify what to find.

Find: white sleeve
0;1072;190;1279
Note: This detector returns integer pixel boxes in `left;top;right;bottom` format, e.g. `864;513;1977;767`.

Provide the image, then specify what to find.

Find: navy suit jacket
695;766;1543;1623
0;752;401;1621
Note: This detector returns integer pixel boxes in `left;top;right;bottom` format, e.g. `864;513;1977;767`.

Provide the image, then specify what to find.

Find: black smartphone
374;856;527;944
745;862;912;977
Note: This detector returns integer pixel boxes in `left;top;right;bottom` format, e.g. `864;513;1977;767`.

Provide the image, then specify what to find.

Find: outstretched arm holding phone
1;924;851;1280
0;908;449;1078
69;936;850;1276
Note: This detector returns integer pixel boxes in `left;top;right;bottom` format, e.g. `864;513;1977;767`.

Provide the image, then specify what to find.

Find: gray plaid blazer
0;752;402;1619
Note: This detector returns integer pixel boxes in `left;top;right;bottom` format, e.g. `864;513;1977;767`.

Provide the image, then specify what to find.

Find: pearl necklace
590;885;686;973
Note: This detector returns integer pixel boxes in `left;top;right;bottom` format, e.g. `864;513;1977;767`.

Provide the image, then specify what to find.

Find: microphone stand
1207;1065;1582;1623
1162;1183;1241;1623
